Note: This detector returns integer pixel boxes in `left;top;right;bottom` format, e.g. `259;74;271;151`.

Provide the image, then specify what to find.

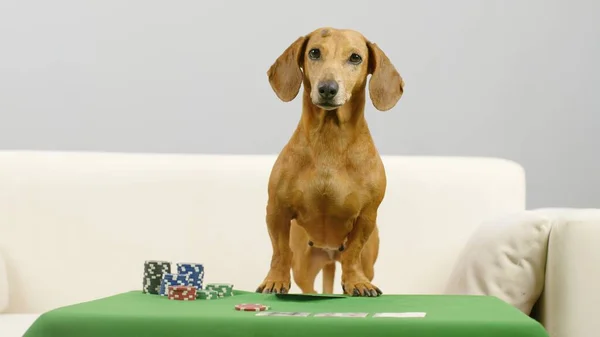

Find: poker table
23;290;548;337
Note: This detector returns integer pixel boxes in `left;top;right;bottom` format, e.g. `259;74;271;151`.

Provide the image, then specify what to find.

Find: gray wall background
0;1;598;209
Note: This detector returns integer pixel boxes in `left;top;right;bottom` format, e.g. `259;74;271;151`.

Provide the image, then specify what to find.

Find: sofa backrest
0;151;525;313
0;251;7;313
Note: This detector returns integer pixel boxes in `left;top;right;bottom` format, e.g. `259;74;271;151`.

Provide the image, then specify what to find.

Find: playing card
275;293;346;300
255;311;311;317
314;312;368;318
373;312;427;318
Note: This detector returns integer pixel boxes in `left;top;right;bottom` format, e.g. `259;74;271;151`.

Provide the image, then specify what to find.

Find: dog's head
267;27;404;111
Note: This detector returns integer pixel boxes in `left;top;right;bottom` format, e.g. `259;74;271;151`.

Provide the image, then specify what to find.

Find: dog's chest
310;167;342;196
298;167;360;214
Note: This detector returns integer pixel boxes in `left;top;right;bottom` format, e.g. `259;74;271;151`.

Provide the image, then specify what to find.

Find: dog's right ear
267;36;308;102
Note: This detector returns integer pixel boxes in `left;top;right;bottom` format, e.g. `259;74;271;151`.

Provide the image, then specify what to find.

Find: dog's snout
318;81;339;100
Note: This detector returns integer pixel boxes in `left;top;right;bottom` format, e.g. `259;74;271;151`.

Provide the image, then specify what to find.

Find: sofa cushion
444;211;553;315
0;251;8;313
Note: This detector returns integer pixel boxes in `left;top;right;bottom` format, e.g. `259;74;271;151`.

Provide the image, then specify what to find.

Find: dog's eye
349;53;362;64
308;48;321;60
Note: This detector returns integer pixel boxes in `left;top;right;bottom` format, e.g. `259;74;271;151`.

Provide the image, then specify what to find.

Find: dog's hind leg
292;248;330;294
321;262;335;294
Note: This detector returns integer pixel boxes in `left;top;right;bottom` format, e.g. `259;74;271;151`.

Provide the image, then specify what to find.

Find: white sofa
0;150;598;337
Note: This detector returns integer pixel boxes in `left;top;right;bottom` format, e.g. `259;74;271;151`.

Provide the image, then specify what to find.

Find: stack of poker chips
168;285;197;301
205;283;234;297
159;273;191;296
143;260;171;295
176;263;204;290
196;289;219;300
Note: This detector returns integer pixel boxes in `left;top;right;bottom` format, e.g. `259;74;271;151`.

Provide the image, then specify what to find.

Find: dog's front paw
256;276;291;294
342;279;382;297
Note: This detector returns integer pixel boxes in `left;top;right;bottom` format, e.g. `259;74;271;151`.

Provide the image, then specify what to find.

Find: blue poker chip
176;263;204;290
158;273;192;296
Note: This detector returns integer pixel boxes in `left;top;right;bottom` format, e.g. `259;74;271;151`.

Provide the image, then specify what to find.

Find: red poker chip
168;285;197;300
170;285;195;291
235;303;269;312
169;295;196;301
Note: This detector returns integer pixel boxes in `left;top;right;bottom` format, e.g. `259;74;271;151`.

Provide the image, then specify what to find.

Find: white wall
0;0;598;208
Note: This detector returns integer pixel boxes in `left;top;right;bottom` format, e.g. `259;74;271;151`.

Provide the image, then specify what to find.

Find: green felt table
24;290;548;337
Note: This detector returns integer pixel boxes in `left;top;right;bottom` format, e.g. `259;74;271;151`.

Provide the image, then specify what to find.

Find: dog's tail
322;262;335;294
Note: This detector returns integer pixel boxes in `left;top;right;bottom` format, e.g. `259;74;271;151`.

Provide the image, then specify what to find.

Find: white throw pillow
444;211;553;315
0;252;8;313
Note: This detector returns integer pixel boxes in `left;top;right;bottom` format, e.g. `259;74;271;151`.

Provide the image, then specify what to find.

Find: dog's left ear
367;41;404;111
267;36;308;102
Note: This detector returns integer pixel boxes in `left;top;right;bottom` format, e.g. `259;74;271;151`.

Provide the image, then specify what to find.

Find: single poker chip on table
235;303;269;312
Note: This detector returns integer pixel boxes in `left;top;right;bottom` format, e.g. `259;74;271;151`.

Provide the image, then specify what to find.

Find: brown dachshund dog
256;27;404;297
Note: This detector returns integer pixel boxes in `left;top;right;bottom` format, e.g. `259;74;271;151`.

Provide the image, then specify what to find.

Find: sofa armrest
532;208;600;337
0;251;8;313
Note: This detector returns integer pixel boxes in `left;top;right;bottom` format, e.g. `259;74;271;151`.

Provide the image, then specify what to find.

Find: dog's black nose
318;81;338;99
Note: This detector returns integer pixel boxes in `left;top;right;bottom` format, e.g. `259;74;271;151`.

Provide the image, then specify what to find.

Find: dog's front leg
340;209;382;297
256;203;293;294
